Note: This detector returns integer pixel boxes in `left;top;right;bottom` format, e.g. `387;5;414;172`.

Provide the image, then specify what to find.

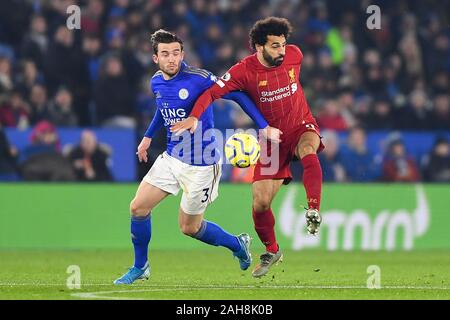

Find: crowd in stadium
0;0;448;182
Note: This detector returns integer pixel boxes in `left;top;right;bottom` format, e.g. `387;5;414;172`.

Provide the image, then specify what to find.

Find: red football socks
252;208;279;253
301;153;322;211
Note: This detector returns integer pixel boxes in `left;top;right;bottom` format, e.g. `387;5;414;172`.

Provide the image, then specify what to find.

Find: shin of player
297;131;323;235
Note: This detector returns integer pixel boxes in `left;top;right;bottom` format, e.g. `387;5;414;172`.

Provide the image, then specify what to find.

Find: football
224;133;260;168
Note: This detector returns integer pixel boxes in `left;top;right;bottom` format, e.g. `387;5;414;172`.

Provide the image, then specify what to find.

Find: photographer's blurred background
0;0;448;183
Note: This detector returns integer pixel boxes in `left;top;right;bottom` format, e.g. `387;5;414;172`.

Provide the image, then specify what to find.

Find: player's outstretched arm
138;109;163;162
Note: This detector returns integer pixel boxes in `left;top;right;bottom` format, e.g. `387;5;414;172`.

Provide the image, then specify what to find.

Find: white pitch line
1;283;450;290
70;285;450;300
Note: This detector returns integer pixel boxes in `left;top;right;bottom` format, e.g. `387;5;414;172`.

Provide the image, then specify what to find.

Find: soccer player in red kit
172;17;324;278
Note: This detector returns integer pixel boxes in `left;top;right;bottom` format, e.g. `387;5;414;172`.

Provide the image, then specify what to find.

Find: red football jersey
190;44;316;134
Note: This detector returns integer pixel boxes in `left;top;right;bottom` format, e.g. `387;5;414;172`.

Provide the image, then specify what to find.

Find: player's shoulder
151;70;163;79
182;64;212;79
228;55;252;75
150;71;164;93
239;54;255;67
287;44;303;61
150;70;164;85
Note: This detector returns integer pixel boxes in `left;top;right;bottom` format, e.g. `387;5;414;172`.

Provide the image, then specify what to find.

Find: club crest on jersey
289;68;296;83
178;88;189;100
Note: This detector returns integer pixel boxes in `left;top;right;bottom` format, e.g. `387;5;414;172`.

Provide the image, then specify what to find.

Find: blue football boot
113;261;150;284
233;233;252;270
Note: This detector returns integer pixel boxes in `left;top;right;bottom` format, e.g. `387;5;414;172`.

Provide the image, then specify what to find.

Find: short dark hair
249;17;293;50
150;29;183;54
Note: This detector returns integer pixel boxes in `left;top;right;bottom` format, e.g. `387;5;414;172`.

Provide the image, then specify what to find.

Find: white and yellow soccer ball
224;133;260;168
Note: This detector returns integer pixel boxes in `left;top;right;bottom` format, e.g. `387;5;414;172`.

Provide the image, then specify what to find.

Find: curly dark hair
249;17;293;50
150;29;183;54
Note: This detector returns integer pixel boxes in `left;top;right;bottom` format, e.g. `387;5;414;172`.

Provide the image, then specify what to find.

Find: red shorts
253;121;324;184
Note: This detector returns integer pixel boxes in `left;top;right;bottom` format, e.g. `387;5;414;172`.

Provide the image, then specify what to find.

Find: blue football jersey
150;62;219;166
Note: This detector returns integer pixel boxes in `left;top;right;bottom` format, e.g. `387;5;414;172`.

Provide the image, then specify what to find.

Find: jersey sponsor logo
258;80;268;87
260;85;290;102
178;88;189;100
221;72;231;81
160;108;187;119
160;107;187;126
259;83;298;102
210;74;217;82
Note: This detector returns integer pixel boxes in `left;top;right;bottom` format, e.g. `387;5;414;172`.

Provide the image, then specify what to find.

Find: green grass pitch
0;249;449;299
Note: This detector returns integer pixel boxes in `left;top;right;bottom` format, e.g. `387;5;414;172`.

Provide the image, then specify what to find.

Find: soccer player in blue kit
114;30;281;284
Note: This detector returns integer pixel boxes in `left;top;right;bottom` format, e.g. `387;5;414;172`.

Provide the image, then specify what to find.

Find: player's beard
263;47;284;67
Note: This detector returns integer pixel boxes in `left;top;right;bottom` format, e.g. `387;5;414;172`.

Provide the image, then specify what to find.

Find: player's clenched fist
136;137;152;163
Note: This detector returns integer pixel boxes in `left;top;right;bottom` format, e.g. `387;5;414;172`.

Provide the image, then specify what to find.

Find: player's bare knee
180;223;200;237
253;195;271;212
298;143;316;159
129;199;151;217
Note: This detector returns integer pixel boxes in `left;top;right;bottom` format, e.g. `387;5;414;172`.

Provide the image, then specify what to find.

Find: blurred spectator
422;137;450;182
20;14;48;70
430;94;450;130
339;126;381;182
82;34;102;83
398;90;432;130
318;130;345;182
81;0;105;34
0;90;30;129
0;56;13;94
382;138;421;182
352;95;371;127
44;25;84;95
94;55;135;127
47;87;78;127
431;70;448;96
366;98;395;130
0;125;19;181
317;99;351;131
15;60;43;98
398;31;423;79
426;33;449;77
66;130;113;182
29;83;50;124
20;120;75;181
